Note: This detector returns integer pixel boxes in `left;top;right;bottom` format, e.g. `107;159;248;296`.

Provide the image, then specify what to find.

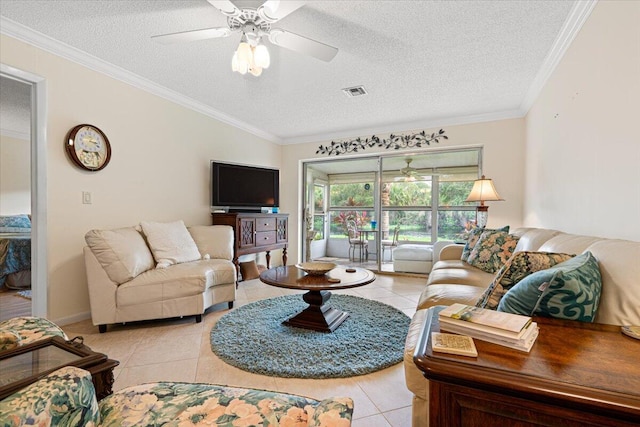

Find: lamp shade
465;175;504;205
254;44;270;68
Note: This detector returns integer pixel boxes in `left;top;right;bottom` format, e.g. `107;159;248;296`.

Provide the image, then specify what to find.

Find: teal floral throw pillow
461;225;509;262
498;251;602;322
466;230;519;274
476;251;575;310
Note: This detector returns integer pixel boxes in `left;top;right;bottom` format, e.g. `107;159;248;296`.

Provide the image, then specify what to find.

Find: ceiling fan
152;0;339;76
400;159;419;180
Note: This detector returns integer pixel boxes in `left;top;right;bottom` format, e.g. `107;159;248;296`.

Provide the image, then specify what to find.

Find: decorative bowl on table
295;262;337;276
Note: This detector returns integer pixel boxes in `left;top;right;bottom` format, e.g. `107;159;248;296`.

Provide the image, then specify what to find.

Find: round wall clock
65;124;111;171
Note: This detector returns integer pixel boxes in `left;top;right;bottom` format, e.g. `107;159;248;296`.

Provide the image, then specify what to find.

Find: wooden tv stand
211;212;288;280
413;307;640;426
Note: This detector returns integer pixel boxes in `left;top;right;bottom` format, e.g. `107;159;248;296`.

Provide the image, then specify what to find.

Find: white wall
0;134;30;214
524;1;640;241
1;34;282;323
282;118;526;263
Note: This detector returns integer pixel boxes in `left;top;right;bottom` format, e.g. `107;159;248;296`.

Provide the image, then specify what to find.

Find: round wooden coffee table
259;266;376;332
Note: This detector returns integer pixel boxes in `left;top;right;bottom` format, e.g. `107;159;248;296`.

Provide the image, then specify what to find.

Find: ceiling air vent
342;86;368;97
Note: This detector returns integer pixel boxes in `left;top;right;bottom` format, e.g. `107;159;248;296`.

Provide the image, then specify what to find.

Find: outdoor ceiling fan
400;159;419;180
152;0;339;76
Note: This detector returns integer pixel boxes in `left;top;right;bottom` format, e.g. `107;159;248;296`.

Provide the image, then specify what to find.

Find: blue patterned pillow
461;225;509;262
0;214;31;233
476;251;575;310
498;251;602;322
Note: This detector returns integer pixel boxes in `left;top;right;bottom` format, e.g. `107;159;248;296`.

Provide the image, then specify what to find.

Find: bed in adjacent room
0;215;32;290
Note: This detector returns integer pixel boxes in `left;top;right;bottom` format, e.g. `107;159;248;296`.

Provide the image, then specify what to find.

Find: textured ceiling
0;1;577;144
0;75;31;139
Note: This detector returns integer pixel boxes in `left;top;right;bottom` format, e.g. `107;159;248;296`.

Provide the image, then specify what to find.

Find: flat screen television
210;161;279;212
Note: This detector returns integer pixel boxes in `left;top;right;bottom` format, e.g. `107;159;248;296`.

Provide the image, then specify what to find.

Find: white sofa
404;227;640;426
84;222;236;333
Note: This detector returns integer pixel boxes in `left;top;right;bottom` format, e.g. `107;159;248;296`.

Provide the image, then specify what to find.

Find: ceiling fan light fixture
249;66;263;77
254;44;270;69
236;38;253;63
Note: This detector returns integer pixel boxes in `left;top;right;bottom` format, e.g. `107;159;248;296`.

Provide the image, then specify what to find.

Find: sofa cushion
498;252;602;322
460;225;509;262
585;239;640;326
431;259;471;270
117;259;235;307
427;267;495;288
188;225;234;260
538;234;601;255
85;227;155;284
467;230;519;274
514;229;563;252
140;220;201;268
476;251;575;310
418;284;487;310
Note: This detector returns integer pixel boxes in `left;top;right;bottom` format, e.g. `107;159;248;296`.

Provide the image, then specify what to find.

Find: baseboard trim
51;311;91;327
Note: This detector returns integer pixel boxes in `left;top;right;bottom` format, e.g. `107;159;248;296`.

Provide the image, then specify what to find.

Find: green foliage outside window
439;181;474;206
387;181;432;206
329;183;374;207
314;185;324;211
313;216;324;239
325;175;476;242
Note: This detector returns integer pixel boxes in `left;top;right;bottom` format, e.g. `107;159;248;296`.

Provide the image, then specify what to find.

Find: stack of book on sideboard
439;303;539;352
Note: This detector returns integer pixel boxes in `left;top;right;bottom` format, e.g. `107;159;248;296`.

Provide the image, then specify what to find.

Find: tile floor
62;273;427;427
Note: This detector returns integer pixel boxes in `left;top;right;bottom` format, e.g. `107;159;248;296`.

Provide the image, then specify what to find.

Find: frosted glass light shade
236;41;253;64
254;44;270;68
231;52;239;72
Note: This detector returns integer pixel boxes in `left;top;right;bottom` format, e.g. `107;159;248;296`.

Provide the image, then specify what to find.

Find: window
312;183;326;239
329;182;374;207
379;154;480;244
328;173;375;238
309;148;481;247
437;172;477;240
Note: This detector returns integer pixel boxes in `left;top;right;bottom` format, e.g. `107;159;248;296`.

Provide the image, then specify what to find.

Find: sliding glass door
303;148;482;271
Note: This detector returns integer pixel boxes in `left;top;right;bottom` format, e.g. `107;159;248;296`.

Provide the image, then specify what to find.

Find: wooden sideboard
211;212;288;279
413;307;640;427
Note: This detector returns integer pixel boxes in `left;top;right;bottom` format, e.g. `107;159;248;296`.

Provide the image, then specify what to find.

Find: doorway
0;64;48;319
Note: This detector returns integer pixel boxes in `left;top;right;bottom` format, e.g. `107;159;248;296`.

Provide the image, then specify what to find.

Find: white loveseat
404;227;640;426
84;222;236;333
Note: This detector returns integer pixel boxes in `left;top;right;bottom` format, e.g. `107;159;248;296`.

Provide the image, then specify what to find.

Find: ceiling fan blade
258;1;305;23
269;29;338;62
151;27;231;44
207;0;242;17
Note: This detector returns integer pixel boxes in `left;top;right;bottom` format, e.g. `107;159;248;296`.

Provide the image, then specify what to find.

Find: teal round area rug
210;294;410;379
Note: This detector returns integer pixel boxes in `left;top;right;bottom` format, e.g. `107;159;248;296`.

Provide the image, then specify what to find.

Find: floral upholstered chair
0;366;100;426
99;382;354;427
0;316;68;352
1;367;354;427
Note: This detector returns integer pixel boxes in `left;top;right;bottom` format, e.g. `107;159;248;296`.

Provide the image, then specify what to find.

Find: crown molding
0;17;280;143
519;0;597;114
0;127;30;141
280;108;524;145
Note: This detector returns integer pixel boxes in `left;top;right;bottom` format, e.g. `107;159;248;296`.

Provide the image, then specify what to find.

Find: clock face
65;124;111;171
